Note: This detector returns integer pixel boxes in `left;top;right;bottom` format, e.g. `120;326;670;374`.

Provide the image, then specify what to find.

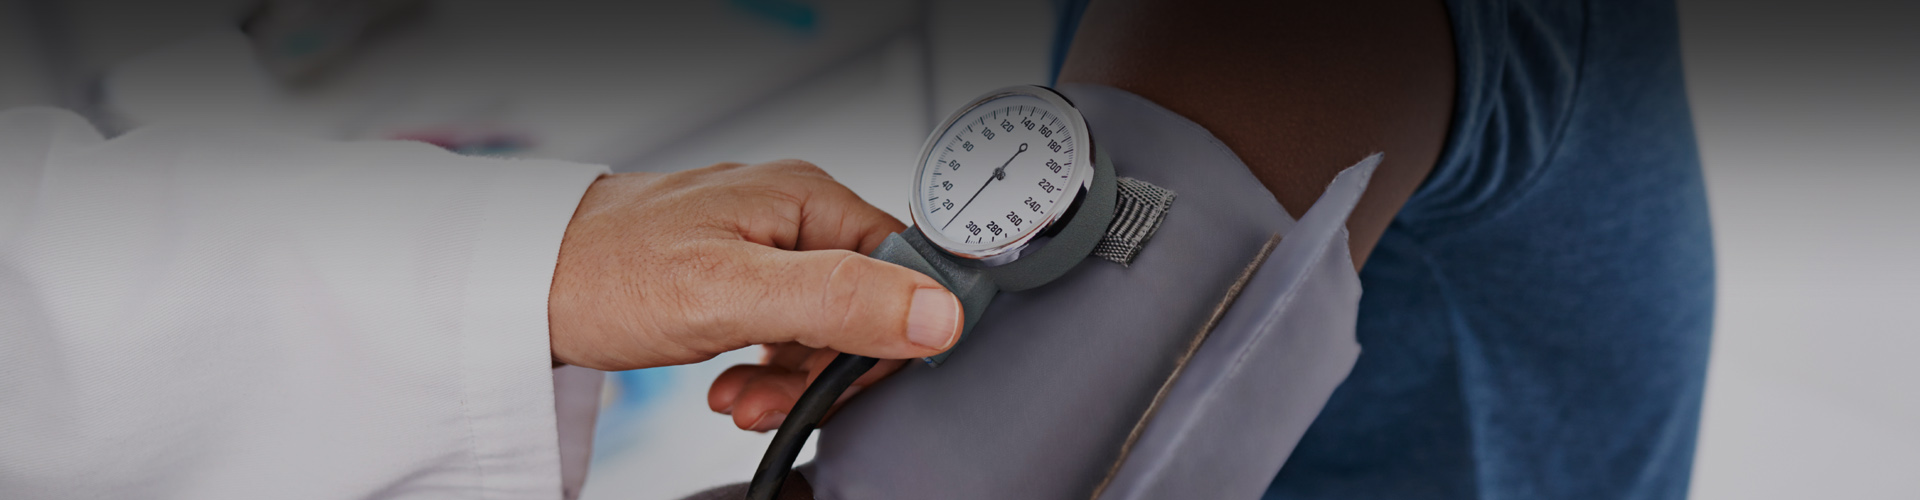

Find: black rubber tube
744;353;879;500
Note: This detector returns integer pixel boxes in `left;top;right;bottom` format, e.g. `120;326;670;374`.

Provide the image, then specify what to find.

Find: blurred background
0;0;1912;498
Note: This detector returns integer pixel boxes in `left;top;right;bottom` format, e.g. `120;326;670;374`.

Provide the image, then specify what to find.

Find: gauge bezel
909;85;1096;264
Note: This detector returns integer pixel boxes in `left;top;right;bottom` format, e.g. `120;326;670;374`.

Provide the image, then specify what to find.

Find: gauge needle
944;143;1027;230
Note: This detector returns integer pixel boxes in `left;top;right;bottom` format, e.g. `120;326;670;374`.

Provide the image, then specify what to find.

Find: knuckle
702;162;749;173
748;182;809;210
791;251;860;346
767;159;829;178
662;247;747;335
730;162;844;216
652;169;708;194
810;251;873;348
719;185;805;246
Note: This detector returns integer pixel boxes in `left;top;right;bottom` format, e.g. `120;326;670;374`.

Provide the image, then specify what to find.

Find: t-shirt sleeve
1398;0;1589;227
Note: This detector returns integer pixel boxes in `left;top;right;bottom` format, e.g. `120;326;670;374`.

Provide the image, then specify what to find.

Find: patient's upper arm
1058;0;1455;268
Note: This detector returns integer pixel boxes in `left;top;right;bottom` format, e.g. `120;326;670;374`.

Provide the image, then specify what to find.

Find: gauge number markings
923;103;1077;245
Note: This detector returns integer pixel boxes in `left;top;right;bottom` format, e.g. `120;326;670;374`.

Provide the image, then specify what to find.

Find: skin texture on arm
1058;0;1455;268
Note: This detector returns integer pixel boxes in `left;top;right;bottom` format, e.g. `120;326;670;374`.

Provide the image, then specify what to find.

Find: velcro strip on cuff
1093;177;1176;266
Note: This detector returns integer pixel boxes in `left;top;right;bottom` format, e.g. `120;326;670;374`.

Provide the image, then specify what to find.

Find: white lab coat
0;108;608;499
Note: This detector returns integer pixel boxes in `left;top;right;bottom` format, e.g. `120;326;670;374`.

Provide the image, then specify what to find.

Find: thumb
734;246;963;360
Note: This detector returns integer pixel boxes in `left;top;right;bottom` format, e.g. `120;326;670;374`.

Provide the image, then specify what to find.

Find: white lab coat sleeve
0;107;609;499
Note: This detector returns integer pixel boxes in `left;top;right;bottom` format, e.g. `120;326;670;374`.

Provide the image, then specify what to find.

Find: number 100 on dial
911;87;1094;261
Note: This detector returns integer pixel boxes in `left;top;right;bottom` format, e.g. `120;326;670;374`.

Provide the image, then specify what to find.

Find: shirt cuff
554;365;605;499
456;159;606;498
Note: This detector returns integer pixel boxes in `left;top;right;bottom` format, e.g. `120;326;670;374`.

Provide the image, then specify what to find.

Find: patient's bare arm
1058;0;1455;268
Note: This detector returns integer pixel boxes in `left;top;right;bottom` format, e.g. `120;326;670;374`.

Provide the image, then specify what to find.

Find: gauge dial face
913;91;1087;258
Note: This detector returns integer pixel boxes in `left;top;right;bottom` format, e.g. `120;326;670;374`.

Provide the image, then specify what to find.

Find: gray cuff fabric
802;84;1368;500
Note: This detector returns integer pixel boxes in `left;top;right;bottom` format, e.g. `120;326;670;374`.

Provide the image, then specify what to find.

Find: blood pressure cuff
692;84;1376;500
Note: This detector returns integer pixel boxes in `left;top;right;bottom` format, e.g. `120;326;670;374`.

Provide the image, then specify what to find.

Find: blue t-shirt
1053;1;1715;498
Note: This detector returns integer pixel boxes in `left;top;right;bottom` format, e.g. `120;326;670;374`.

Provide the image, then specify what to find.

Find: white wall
0;0;51;109
1680;0;1920;498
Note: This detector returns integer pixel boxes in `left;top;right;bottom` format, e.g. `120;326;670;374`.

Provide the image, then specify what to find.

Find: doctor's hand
548;161;961;411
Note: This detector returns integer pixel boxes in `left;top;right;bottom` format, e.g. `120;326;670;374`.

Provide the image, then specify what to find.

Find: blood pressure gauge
910;86;1104;269
748;86;1171;500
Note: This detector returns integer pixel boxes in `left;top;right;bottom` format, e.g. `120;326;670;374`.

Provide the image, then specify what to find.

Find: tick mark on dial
941;142;1027;230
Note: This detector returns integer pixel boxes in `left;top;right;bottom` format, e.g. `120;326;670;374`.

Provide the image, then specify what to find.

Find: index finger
749;160;906;254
